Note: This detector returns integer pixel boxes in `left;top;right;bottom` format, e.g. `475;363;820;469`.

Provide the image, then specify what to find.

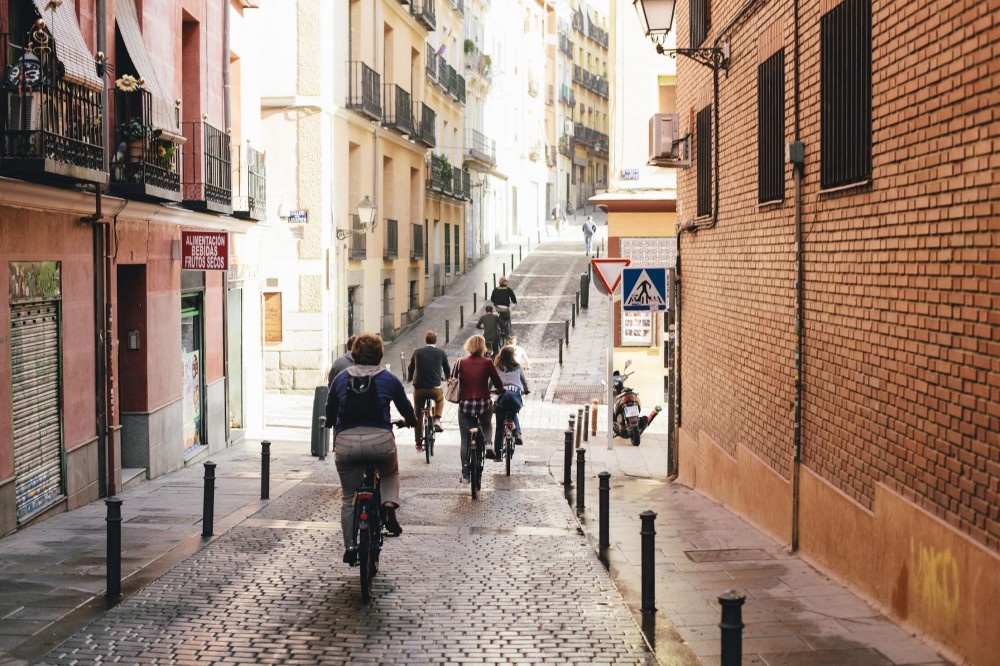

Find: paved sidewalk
0;226;950;665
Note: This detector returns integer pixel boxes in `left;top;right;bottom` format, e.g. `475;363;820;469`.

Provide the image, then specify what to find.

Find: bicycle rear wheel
359;525;373;602
470;441;481;500
505;431;514;476
423;416;433;464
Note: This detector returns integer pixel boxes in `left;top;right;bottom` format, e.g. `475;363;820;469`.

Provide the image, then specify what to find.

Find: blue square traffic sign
621;268;667;311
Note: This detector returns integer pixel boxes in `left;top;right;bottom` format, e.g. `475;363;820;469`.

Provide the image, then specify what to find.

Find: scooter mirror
624;360;632;370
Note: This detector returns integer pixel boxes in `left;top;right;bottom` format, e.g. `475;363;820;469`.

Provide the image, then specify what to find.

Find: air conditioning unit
648;112;691;167
7;92;40;131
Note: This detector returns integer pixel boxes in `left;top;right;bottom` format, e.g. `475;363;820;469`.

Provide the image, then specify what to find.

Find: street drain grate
524;460;549;466
552;384;607;404
684;548;774;562
127;515;201;525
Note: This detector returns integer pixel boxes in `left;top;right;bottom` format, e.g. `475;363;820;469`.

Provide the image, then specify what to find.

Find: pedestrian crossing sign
622;268;667;311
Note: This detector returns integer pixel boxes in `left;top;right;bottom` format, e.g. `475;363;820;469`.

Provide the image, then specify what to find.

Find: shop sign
181;231;229;271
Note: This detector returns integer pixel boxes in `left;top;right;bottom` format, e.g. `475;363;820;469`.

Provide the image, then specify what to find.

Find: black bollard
640;510;657;612
502;262;506;277
565;320;570;346
261;440;271;499
563;430;574;488
202;461;216;538
559;338;564;365
105;497;123;601
576;290;581;312
583;405;589;442
519;246;522;261
317;418;327;461
484;282;488;301
580;273;590;308
511;253;514;270
598;473;610;550
576;448;586;510
460;305;464;328
572;302;576;328
576;407;584;448
445;319;450;344
493;273;496;289
719;590;746;666
473;292;477;312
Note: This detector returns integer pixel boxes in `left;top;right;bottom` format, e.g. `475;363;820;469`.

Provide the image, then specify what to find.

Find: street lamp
632;0;728;72
336;195;379;240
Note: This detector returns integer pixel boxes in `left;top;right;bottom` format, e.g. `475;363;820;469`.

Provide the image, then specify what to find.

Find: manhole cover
553;384;606;404
685;548;774;562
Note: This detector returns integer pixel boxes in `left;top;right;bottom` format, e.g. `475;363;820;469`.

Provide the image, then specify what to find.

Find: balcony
558;34;574;58
572;9;585;33
414;102;436;148
347;61;381;121
384;219;398;260
559;134;574;157
110;88;181;202
587;19;609;48
464;128;496;167
348;214;366;260
411;223;424;261
382;84;414;136
182;121;232;215
426;158;452;195
546;144;557;167
559;84;576;107
411;0;436;31
546;84;554;106
233;143;266;221
425;49;438;82
527;76;538;98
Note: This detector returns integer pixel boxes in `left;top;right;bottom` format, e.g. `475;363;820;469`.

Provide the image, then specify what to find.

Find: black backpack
344;373;384;423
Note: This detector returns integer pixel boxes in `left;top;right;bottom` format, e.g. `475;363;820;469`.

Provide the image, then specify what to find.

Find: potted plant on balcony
432;153;452;185
464;38;476;55
155;139;177;172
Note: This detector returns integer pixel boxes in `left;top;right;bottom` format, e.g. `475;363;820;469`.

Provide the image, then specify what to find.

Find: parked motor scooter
608;360;662;446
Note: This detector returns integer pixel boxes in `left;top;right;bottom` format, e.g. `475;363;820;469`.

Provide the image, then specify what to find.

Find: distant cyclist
489;276;518;341
324;334;417;564
492;345;529;457
406;330;450;451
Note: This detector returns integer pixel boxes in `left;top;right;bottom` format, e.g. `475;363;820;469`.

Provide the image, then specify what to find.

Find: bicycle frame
353;464;383;602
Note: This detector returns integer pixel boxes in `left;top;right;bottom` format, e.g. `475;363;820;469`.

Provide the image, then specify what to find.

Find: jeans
458;409;493;475
497;308;511;338
334;427;399;549
412;386;443;444
584;235;594;254
493;391;523;450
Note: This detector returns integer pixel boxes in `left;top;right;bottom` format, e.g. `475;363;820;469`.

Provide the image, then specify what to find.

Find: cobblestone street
41;438;655;665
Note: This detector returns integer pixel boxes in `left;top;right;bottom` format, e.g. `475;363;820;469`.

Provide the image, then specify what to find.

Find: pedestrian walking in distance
583;215;597;255
407;330;450;451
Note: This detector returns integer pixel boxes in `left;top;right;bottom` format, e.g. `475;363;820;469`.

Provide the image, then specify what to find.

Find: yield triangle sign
591;258;630;295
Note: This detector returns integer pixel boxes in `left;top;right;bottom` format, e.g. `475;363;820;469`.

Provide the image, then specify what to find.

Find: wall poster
263;291;283;343
619;237;675;347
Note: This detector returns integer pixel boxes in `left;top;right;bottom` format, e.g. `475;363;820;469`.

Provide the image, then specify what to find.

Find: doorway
181;293;205;455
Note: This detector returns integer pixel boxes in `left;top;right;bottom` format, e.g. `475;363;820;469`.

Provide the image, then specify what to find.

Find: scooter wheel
630;429;641;446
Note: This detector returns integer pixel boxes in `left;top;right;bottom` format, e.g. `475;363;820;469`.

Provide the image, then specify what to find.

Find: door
181;295;205;454
227;288;243;429
11;301;63;522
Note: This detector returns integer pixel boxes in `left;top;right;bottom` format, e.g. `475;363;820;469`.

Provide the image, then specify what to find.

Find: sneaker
415;442;423;452
493;449;504;461
343;547;358;565
433;423;444;433
484;449;496;460
461;473;470;483
515;435;523;446
383;507;402;536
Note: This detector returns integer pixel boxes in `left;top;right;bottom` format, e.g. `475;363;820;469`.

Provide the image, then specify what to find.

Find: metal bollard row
202;461;216;538
598;472;610;550
576;448;586;510
105;497;123;601
563;429;574;488
261;440;271;499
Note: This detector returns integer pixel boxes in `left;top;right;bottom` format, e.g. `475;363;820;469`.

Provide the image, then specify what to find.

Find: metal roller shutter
11;302;63;523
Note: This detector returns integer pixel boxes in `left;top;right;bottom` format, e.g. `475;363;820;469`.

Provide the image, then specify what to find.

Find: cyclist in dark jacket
325;334;417;564
489;276;518;339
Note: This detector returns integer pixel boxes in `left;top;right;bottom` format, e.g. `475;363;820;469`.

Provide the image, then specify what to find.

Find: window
384;219;399;260
409;280;418;310
690;0;709;48
444;223;451;275
758;50;785;203
820;0;871;189
696;106;712;217
423;220;429;275
453;225;460;274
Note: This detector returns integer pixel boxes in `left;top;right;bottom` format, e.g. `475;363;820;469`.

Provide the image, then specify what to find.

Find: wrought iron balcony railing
559;34;574;57
414;102;436;147
348;214;367;260
182;121;232;214
347;61;381;121
384;218;398;260
1;33;105;185
425;49;438;81
382;84;414;136
465;128;496;166
233;143;266;221
110;88;181;202
411;0;436;32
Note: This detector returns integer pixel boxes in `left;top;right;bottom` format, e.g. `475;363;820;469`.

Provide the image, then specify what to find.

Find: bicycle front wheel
505;433;513;476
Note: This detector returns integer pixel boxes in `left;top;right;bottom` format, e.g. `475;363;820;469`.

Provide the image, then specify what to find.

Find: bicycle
421;398;436;464
348;420;406;602
495;389;527;476
467;425;485;500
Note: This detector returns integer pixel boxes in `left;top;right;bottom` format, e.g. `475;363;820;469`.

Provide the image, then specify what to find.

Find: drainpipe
790;0;804;553
222;2;232;446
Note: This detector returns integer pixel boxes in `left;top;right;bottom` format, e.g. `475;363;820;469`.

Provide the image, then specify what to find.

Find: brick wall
675;0;999;553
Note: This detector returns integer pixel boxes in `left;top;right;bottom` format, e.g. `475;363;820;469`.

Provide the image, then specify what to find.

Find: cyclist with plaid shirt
453;334;506;483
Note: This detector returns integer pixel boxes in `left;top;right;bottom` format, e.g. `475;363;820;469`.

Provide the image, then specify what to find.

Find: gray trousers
334;427;400;548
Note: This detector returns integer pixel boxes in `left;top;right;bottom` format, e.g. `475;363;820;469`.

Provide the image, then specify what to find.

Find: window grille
758;50;785;203
444;223;451;275
820;0;871;189
690;0;709;48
